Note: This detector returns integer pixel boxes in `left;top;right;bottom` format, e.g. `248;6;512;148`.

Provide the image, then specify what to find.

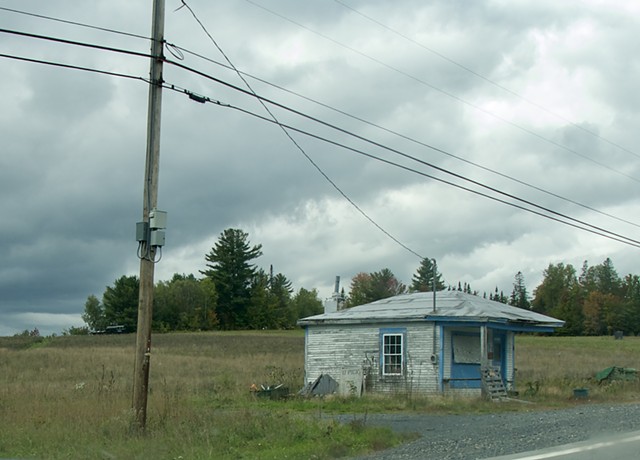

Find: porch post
480;325;488;368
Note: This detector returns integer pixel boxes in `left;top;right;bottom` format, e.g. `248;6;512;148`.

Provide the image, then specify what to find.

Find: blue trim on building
379;327;407;376
450;331;482;389
430;319;555;333
438;324;444;393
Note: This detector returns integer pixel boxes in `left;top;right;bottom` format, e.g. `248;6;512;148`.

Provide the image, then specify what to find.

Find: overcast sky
2;0;640;336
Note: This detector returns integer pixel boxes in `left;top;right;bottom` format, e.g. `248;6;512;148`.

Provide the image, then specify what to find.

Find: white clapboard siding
305;321;440;395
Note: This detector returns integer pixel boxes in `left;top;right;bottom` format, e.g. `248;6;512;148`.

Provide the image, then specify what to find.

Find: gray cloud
1;0;639;335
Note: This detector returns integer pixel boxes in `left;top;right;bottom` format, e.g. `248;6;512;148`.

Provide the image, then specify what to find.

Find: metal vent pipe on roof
432;259;437;313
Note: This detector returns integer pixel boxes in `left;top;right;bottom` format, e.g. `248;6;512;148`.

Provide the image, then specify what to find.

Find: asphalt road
486;430;640;460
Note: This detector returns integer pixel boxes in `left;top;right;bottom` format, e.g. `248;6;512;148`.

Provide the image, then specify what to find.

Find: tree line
82;228;637;336
530;258;640;336
320;255;640;337
82;228;324;332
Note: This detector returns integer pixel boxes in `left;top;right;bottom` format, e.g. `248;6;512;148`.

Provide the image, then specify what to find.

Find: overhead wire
0;52;151;83
7;2;635;173
0;28;153;60
4;16;639;250
332;0;640;162
175;0;424;259
162;82;640;250
161;57;640;248
242;0;640;185
0;6;150;41
6;9;638;235
168;42;640;231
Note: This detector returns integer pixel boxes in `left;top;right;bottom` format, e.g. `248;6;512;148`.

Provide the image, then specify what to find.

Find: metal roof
297;290;564;328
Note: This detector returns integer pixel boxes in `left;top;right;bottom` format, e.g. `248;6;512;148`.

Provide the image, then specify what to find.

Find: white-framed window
380;329;405;375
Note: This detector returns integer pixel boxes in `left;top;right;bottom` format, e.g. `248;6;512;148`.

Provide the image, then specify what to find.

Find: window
452;333;480;364
382;333;404;375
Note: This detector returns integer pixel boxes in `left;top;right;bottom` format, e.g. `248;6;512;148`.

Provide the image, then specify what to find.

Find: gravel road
344;402;640;459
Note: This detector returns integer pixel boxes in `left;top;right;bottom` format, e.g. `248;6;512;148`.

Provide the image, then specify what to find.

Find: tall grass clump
516;335;640;403
0;331;403;459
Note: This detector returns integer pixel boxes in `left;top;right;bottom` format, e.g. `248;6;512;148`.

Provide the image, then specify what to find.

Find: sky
1;0;640;336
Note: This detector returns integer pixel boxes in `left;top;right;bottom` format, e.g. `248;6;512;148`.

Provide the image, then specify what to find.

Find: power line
162;58;640;248
0;6;150;41
8;25;634;250
176;0;424;259
242;0;640;185
168;42;640;231
10;14;632;236
332;0;640;162
166;57;639;244
0;28;153;60
0;52;150;83
5;21;637;251
5;36;638;250
163;82;640;250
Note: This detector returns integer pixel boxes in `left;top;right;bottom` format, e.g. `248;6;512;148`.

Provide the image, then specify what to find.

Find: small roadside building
297;290;563;397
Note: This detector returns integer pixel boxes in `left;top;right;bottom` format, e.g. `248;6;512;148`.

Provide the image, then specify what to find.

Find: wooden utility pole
132;0;165;432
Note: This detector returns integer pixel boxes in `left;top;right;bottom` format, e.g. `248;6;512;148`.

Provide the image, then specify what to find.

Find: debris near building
595;366;637;384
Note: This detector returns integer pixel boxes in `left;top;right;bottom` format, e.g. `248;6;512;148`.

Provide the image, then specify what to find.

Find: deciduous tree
292;287;323;319
346;268;406;307
153;274;218;331
82;294;106;331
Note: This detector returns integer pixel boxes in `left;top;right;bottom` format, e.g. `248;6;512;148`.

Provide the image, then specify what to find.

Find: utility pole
132;0;165;432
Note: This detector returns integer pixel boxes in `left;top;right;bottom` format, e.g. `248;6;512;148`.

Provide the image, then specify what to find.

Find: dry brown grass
515;335;640;402
0;331;406;459
1;332;639;458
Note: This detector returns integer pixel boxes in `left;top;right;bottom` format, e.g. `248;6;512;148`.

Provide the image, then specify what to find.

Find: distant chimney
323;276;342;314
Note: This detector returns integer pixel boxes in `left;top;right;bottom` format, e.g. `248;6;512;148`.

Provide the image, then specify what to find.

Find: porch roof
297;290;564;329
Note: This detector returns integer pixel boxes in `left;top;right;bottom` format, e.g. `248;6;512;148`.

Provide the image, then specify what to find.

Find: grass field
1;332;639;459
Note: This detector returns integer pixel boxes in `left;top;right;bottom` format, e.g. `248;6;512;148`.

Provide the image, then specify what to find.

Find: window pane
382;333;403;375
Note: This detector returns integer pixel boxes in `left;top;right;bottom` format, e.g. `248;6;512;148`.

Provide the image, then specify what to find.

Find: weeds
2;332;639;459
0;332;402;459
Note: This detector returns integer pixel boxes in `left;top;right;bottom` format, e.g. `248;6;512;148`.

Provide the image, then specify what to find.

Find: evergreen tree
492;287;507;304
532;263;585;334
246;269;271;330
411;258;445;292
370;268;407;299
102;275;139;331
593;258;622;296
531;263;577;315
201;228;262;330
269;272;295;328
509;271;531;309
577;258;623;334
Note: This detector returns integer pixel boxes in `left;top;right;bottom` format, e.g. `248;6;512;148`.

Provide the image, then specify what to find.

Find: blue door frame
449;330;506;389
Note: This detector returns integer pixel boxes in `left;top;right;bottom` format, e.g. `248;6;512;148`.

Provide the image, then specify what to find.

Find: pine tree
509;271;531;309
102;275;139;331
201;228;262;330
410;258;445;292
